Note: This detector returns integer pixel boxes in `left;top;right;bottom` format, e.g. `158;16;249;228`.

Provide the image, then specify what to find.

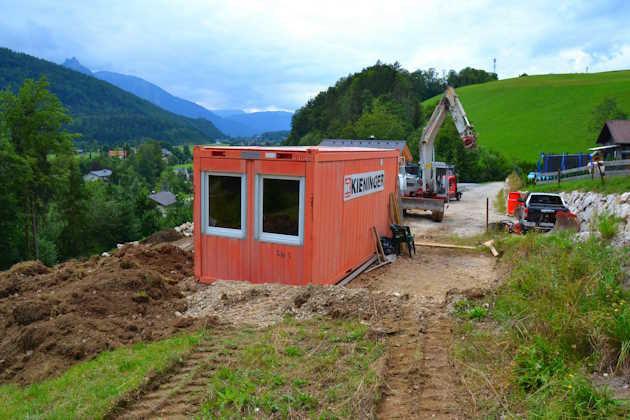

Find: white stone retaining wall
560;191;630;237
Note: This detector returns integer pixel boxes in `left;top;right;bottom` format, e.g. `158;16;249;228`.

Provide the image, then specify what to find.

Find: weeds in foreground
597;212;621;240
453;232;630;418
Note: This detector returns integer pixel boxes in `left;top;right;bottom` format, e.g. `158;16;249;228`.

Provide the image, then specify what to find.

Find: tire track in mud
377;303;460;419
113;339;220;419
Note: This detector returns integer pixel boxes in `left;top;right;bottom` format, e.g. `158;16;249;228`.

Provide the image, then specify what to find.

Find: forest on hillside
0;78;193;270
286;62;511;181
0;48;224;146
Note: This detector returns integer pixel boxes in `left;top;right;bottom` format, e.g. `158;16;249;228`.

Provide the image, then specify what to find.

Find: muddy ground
0;243;200;385
185;280;405;328
351;185;502;419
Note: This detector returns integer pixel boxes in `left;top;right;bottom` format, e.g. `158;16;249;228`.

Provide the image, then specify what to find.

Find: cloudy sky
1;0;629;112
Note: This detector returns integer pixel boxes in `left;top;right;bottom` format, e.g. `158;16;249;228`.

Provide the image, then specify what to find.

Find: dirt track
350;185;502;419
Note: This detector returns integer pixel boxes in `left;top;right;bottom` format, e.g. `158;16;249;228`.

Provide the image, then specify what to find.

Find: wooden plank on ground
337;255;377;287
364;259;392;273
372;226;386;262
483;240;499;257
414;241;478;250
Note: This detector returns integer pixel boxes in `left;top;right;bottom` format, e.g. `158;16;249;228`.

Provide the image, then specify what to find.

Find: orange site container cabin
193;146;399;285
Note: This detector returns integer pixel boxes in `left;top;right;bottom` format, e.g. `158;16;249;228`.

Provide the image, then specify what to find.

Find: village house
108;149;127;159
148;190;177;215
83;169;112;182
595;120;630;160
161;148;173;160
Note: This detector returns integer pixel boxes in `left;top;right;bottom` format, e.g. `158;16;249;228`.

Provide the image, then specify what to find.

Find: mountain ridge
61;58;293;137
0;47;224;145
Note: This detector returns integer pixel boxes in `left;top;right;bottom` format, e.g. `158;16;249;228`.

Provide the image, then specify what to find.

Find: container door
248;159;307;285
198;157;249;282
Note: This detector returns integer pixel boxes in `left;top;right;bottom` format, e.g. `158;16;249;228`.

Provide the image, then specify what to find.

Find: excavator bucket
553;211;579;232
462;135;477;149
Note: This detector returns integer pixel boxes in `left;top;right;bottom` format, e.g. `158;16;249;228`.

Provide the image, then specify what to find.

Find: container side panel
311;161;344;284
193;150;202;278
339;157;397;278
311;155;397;285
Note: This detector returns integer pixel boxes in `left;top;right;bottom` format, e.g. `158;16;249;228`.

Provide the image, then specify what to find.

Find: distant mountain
60;57;293;137
212;109;246;118
91;70;253;137
62;57;92;75
226;111;293;135
0;48;223;145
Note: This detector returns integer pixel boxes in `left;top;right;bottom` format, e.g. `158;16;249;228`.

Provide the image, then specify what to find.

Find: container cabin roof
196;145;400;153
319;139;413;161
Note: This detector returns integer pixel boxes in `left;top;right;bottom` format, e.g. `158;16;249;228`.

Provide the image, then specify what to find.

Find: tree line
286;61;511;182
0;78;193;270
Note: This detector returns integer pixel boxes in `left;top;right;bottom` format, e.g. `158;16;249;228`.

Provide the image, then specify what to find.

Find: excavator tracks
113;339;221;419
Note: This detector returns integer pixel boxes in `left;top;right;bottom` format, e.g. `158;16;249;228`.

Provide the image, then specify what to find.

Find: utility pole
493;58;496;74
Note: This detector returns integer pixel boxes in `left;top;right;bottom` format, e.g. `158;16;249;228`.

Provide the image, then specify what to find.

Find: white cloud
0;0;629;110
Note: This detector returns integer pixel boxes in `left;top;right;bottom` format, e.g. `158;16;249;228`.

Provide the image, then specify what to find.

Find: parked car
518;192;572;232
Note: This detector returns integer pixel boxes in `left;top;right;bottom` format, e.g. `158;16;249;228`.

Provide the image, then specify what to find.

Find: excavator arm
420;86;477;193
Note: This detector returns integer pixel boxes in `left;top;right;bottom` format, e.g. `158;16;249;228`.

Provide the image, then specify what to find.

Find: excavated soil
0;243;201;385
142;229;184;245
184;280;405;328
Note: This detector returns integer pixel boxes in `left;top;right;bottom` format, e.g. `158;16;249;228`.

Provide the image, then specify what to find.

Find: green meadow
424;70;630;162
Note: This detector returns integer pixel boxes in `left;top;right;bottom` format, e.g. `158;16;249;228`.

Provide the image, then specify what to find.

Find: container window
255;175;304;245
202;172;246;238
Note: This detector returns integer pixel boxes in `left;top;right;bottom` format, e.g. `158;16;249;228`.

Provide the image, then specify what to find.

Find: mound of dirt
184;280;405;328
142;229;184;245
0;244;198;385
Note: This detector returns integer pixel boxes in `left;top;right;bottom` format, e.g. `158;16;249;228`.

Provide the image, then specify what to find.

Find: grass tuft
598;212;620;240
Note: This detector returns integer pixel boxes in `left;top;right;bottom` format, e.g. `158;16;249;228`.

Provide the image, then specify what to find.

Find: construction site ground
0;182;504;419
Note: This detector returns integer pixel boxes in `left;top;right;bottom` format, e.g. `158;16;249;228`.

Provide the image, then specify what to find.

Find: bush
598;213;620;240
455;233;630;417
494;188;507;214
505;171;523;191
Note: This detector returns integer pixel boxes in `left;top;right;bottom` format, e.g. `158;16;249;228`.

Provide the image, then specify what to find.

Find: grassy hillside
423;71;630;162
0;48;224;146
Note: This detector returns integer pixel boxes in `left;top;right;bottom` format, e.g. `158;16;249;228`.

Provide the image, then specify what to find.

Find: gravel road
404;181;505;238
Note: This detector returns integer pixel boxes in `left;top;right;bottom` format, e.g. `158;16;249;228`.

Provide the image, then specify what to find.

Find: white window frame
201;171;247;239
255;174;305;246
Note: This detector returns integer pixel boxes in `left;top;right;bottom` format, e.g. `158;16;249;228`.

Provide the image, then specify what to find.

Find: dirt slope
0;243;200;385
